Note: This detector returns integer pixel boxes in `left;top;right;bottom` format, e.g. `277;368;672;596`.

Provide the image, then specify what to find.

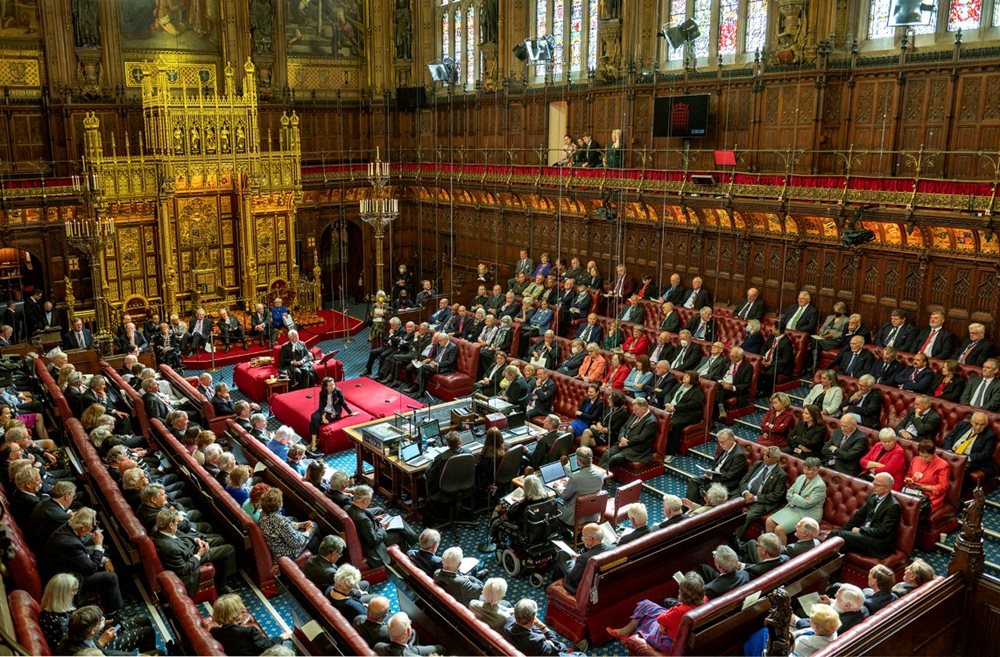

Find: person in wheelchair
490;474;561;581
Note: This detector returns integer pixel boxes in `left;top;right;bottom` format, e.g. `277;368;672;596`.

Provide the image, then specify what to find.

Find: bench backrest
157;571;226;656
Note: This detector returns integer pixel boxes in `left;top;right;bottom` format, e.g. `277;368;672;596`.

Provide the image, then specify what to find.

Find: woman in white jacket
803;369;844;417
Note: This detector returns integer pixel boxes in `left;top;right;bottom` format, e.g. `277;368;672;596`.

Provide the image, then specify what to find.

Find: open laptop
400;441;432;467
418;418;441;444
539;461;567;487
504;411;530;436
565;454;581;473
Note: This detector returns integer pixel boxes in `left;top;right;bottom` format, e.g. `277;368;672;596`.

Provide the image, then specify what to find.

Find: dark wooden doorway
320;219;364;307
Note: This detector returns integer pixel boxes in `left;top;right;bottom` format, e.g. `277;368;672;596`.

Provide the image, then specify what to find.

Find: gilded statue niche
256;216;275;262
178;197;219;248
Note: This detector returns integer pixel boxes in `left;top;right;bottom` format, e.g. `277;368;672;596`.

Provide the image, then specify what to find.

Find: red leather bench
669;370;718;455
734;437;921;586
268;388;377;453
155;365;230;435
232;343;344;402
35;357;74;422
631;538;845;655
426;337;481;400
545;498;747;647
772;330;810;392
809;575;960;657
277;556;376;655
150;418;278;596
8;590;51;656
226;420;387;585
0;487;43;600
157;571;226;655
387;545;526;656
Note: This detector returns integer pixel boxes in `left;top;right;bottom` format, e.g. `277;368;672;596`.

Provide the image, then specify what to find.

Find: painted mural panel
119;0;220;52
287;0;364;57
0;0;40;41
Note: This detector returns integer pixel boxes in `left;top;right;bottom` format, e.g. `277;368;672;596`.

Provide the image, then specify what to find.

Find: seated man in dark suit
617;503;651;546
741;517;821;564
304;534;347;590
9;466;43;528
831;336;874;379
574;312;604;345
659;494;689;528
406;528;442;578
62;316;94;350
759;324;795;395
43;507;124;615
554;523;613;595
779;290;819;334
868;346;903;385
910;311;956;359
953;322;993;367
733;446;788;538
668;330;702;372
873;309;916;350
503;599;570;657
717;346;754;411
525;415;564;469
684;428;747;502
433;546;485;606
821;413;868;476
217;308;247;353
733;287;765;321
356;600;439;655
659;302;681;333
27;480;77;552
403;332;457;399
425;431;469;500
151;507;240;595
524;366;558;418
943;412;998;486
697;545;750;600
643;359;678;409
895;395;941;442
600;398;659;468
180;309;213;357
279;329;316;390
619;294;645;324
960;358;1000;412
686;306;716;342
893;352;935;393
829;473;901;557
347;485;417;566
744;532;790;578
841;374;882;429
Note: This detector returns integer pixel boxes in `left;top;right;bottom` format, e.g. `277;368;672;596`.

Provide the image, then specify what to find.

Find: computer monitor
539;461;566;485
566;454;581;473
419;419;440;442
399;441;421;462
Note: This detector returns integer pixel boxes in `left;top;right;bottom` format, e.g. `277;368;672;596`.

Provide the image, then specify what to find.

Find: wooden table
343;399;543;515
265;377;290;401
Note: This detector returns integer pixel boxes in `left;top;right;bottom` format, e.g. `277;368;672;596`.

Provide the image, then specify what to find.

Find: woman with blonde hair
80;403;107;431
210;593;290;655
42;576;156;655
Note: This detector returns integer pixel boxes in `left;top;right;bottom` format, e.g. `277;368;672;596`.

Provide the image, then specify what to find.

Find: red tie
918;328;938;354
958;342;976;364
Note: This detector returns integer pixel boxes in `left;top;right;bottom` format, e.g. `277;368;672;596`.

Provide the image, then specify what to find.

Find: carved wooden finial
765;587;792;657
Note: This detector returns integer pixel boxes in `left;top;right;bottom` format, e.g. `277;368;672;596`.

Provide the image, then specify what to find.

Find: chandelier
359;148;399;293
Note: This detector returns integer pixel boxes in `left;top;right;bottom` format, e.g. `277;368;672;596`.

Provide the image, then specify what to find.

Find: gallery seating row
387;545;526;656
544;498;747;647
226;419;387;584
733;436;922;585
818;341;984;380
277;556;376;656
150;418;277;596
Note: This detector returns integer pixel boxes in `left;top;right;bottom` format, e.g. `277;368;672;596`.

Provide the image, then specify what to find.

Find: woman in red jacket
903;440;951;511
623;324;651;357
860;428;907;490
602;351;631;392
759;392;795;448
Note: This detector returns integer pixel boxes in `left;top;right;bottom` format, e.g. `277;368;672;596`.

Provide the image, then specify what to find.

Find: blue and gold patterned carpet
130;303;1000;654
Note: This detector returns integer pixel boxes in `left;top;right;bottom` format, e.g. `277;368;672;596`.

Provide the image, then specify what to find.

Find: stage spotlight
512;43;529;62
427;56;458;83
514;36;556;64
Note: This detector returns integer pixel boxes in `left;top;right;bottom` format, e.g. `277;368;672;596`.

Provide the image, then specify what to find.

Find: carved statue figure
205;124;217;152
482;56;498;92
72;0;100;48
220;124;231;153
480;0;498;44
601;0;621;21
189;125;201;153
173;125;184;153
394;0;412;60
961;486;985;543
249;0;275;55
236;125;247;153
765;588;793;657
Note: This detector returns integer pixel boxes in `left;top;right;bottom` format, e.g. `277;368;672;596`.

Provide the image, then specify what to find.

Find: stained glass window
441;12;449;61
569;0;584;74
588;0;599;71
718;0;739;55
467;7;476;82
948;0;982;30
454;8;462;81
745;0;768;53
667;0;687;61
533;0;599;80
552;0;566;78
691;0;712;58
867;0;895;39
995;0;1000;26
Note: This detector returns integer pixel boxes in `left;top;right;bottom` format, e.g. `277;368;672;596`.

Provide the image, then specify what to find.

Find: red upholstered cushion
427;338;480;400
9;590;50;656
157;571;225;654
